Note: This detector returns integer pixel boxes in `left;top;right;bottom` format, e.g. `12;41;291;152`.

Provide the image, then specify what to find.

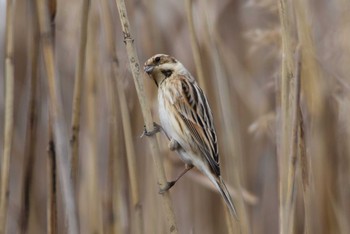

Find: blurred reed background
0;0;350;233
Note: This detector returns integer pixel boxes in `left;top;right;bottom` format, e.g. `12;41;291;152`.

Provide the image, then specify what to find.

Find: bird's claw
168;139;180;151
140;122;162;138
158;181;176;194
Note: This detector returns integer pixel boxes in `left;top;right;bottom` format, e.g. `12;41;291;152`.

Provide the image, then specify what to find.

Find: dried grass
0;0;349;233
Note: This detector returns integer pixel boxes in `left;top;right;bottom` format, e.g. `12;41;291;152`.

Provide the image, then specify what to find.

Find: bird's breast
158;86;183;138
158;89;173;137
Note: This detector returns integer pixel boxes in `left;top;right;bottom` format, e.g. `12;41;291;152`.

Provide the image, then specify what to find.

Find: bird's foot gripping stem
158;165;194;194
141;122;162;137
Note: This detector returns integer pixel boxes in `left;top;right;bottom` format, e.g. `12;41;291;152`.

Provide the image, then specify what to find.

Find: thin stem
98;0;125;232
98;0;143;231
35;0;78;233
115;0;178;232
298;96;310;234
83;14;103;233
285;47;302;234
70;0;91;185
47;118;57;234
184;0;207;93
295;1;339;233
20;1;40;232
116;69;143;234
0;0;16;232
201;1;247;232
278;0;295;233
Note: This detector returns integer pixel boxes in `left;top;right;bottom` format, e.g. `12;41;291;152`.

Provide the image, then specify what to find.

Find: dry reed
70;0;90;185
19;1;40;232
0;0;15;233
36;0;78;233
277;0;296;233
1;1;350;233
47;118;57;234
115;0;178;232
82;12;103;233
98;0;144;232
184;0;207;93
97;0;125;232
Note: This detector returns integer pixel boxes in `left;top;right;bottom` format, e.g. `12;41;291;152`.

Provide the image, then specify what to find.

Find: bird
143;54;238;219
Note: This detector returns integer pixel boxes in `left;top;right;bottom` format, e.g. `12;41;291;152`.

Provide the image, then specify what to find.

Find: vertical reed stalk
278;0;295;233
0;0;16;233
70;0;91;185
295;1;339;233
98;0;143;232
209;32;247;234
200;2;248;232
115;0;178;232
184;0;207;93
116;69;143;234
20;1;40;232
297;99;310;234
109;125;123;234
284;47;302;234
36;0;78;233
339;3;350;200
47;118;57;234
98;0;125;232
294;0;322;116
83;14;103;233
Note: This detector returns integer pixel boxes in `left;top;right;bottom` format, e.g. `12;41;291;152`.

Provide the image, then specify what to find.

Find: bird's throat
153;76;166;87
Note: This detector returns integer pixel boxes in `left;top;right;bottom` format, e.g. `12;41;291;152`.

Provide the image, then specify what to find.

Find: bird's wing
171;75;220;176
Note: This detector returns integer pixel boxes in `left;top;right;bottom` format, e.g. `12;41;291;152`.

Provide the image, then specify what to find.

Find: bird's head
144;54;186;86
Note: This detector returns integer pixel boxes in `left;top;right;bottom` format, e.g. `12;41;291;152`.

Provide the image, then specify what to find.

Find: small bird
143;54;238;218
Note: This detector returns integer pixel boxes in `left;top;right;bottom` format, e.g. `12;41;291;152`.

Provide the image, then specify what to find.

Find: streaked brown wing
172;75;220;176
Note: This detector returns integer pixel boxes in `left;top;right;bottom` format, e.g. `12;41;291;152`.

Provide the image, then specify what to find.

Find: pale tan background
0;0;350;233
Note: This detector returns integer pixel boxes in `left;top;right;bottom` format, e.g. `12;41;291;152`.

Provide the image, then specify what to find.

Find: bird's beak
144;65;154;74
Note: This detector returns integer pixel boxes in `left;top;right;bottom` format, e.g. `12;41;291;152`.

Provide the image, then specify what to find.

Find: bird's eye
161;69;173;77
154;56;160;63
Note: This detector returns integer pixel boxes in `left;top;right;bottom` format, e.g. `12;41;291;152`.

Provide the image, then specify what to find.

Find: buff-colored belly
158;91;194;165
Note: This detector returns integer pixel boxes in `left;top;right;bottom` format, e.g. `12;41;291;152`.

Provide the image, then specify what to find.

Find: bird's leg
159;164;194;194
168;138;180;151
141;122;163;137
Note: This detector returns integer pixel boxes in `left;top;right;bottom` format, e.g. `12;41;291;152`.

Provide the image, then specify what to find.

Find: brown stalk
101;1;143;230
210;32;246;234
337;3;350;226
184;0;207;93
200;1;248;232
83;13;103;233
115;0;178;232
0;0;16;232
339;2;350;199
297;97;310;234
295;1;340;233
20;1;40;232
298;110;308;191
98;0;143;231
47;118;57;234
70;0;91;185
35;0;78;233
116;68;143;234
97;0;124;233
277;0;295;233
284;47;302;234
105;77;124;234
108;124;123;234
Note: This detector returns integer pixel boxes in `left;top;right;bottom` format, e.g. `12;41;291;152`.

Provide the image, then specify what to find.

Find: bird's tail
215;176;238;220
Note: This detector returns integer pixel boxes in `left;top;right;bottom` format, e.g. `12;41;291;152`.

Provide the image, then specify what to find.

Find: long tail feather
216;176;238;220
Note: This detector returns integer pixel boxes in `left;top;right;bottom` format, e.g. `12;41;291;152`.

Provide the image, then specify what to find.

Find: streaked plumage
144;54;237;218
